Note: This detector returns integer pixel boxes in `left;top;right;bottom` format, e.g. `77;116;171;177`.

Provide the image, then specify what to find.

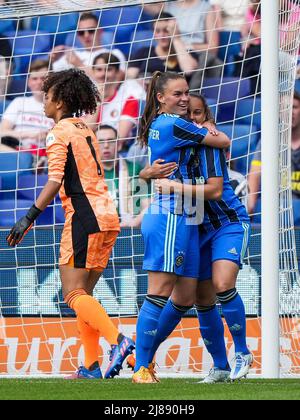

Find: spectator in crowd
126;138;149;169
86;52;146;149
241;0;261;45
210;0;249;32
0;34;12;97
0;59;53;160
280;0;300;52
142;0;223;89
247;139;261;215
164;0;222;89
127;12;198;82
97;124;150;228
49;12;126;78
248;91;300;215
237;0;261;94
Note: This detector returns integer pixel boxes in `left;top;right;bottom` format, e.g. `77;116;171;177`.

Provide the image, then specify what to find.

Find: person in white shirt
0;59;53;156
210;0;249;32
49;12;126;79
85;52;146;150
143;0;223;90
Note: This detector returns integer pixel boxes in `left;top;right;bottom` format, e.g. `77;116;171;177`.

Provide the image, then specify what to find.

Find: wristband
26;205;42;223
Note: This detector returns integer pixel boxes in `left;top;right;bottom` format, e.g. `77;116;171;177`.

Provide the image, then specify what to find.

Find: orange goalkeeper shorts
59;223;119;271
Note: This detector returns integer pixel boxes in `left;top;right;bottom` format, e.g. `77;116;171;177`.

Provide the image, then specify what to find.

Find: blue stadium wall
0;227;299;317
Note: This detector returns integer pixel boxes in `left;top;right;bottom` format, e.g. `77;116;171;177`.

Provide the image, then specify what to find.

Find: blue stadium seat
293;200;300;226
30;13;79;46
217;124;260;174
99;8;122;28
236;98;261;129
119;6;143;24
99;6;143;56
0;198;64;227
201;77;251;123
218;31;242;76
16;174;64;225
139;10;157;31
17;174;48;201
4;30;53;75
0;152;33;194
0;198;33;227
295;79;300;93
111;28;135;57
99;6;142;28
6;76;28;101
252;198;261;224
128;30;155;57
0;19;16;34
36;204;65;225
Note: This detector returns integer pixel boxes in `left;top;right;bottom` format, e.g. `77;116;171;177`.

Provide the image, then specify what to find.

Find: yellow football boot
132;366;157;384
148;362;160;383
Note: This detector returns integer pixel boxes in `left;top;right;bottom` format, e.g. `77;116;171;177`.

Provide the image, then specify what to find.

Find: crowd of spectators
0;0;300;226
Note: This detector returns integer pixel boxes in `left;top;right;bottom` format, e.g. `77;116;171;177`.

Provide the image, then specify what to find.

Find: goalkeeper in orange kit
6;69;135;379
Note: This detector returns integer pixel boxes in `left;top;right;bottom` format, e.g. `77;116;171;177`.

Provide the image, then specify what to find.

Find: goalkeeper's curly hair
42;69;101;117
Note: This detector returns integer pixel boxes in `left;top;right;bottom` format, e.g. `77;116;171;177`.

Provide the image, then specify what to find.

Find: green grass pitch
0;379;299;400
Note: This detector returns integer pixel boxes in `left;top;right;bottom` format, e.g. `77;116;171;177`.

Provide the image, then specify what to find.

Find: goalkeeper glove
6;204;42;247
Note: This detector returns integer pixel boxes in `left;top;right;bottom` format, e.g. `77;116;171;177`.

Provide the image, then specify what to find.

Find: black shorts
1;136;20;149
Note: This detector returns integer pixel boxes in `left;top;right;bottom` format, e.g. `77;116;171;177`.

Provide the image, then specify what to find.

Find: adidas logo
144;329;157;337
229;324;242;332
228;248;238;255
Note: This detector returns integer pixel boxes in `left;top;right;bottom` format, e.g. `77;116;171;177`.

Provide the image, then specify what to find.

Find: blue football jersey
148;114;208;215
194;146;250;232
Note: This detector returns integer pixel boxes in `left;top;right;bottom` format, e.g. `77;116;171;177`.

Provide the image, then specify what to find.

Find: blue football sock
148;300;192;364
196;304;229;371
135;295;168;372
217;289;249;355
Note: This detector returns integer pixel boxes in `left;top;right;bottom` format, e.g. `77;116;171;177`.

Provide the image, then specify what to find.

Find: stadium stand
201;77;251;123
217;123;260;175
0;18;15;34
236;97;262;129
4;30;52;75
293;199;300;226
0;151;33;199
30;13;80;46
218;31;242;76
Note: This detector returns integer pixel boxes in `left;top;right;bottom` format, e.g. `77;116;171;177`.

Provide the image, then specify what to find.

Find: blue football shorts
142;210;200;279
198;222;251;281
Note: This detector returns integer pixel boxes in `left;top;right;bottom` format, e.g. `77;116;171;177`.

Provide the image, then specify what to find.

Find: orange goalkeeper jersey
46;116;120;233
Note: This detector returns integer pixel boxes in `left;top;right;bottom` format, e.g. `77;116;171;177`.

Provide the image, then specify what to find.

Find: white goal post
261;0;280;379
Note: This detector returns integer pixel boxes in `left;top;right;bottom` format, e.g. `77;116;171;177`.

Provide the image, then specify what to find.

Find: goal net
0;0;299;377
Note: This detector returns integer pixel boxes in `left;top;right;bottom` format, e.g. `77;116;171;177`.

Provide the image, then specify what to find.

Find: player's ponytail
139;71;186;145
139;71;162;145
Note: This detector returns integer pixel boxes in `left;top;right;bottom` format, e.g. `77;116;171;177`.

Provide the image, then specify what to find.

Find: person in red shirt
85;52;145;150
